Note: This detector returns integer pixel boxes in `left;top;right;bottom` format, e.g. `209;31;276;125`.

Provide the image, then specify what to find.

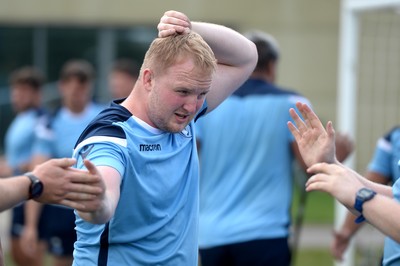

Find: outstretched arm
305;162;400;242
331;171;389;261
0;158;104;212
157;10;257;112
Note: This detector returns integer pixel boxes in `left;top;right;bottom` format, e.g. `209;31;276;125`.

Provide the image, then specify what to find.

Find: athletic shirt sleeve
367;129;395;181
73;120;129;179
74;141;127;179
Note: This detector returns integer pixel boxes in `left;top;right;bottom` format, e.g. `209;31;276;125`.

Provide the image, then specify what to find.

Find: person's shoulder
74;102;131;148
383;125;400;142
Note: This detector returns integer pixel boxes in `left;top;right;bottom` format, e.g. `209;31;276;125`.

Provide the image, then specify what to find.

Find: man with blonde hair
71;10;257;265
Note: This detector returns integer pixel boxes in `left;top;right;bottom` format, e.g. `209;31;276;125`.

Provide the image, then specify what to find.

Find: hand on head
157;10;192;37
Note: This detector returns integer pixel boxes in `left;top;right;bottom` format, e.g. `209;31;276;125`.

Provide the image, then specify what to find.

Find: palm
288;102;336;167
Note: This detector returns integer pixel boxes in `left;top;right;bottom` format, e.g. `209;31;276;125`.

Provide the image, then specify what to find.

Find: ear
142;69;154;92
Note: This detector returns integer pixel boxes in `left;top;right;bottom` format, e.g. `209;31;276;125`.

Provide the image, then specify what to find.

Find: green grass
293;248;333;266
292;183;334;224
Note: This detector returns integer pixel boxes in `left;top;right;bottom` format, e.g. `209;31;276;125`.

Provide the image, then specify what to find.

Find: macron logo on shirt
139;144;162;151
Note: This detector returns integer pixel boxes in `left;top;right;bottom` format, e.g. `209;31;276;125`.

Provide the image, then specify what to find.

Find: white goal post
336;0;400;265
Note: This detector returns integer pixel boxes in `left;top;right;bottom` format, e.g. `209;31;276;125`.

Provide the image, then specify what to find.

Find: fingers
59;199;87;211
326;121;335;138
158;10;191;38
288;107;307;134
67;183;103;197
49;158;77;168
287;120;300;140
59;198;101;212
300;103;325;131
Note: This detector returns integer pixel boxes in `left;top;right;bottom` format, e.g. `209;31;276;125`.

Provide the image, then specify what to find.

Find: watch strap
354;214;366;224
25;172;41;199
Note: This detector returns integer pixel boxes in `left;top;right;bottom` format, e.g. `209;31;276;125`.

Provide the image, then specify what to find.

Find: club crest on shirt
79;144;94;160
180;125;192;138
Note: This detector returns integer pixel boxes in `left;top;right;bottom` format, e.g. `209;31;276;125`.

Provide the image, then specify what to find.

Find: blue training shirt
368;127;400;265
196;78;310;248
72;99;207;266
33;103;104;159
5;108;45;174
382;177;400;266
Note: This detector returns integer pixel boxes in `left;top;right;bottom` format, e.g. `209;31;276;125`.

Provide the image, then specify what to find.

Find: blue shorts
10;203;49;240
199;237;291;266
44;205;76;257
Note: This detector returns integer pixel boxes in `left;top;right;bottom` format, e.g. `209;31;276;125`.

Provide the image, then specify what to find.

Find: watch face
31;181;44;198
357;188;375;198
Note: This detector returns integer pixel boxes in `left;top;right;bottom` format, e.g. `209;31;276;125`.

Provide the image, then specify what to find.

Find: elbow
246;41;258;74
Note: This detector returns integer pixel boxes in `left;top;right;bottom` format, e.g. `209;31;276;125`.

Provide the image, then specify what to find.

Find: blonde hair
141;32;217;77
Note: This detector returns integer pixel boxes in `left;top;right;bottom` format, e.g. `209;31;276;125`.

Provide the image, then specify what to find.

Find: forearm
191;22;256;67
361;178;393;198
77;196;115;224
338;210;364;238
25;200;43;229
0;176;30;211
362;194;400;242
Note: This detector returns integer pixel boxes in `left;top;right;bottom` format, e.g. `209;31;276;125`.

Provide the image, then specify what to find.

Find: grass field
292;183;334;224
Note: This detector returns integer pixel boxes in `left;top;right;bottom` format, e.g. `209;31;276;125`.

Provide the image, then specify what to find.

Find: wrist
354;188;376;224
24;172;44;199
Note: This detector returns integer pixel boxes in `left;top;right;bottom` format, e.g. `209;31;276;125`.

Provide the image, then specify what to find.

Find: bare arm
288;102;400;243
157;10;257;112
331;172;389;261
76;165;120;224
0;175;31;211
306;160;400;242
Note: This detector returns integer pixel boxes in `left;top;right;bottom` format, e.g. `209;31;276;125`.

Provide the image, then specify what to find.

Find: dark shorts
44;205;77;257
10;203;49;240
199;237;291;266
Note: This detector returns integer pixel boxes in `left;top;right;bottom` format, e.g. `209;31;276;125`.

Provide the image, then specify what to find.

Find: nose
183;96;200;114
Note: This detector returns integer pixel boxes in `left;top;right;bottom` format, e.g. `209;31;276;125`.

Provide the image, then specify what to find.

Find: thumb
83;159;99;175
326;121;336;139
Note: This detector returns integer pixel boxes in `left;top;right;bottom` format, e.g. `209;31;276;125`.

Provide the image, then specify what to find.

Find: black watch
354;187;376;224
25;172;44;199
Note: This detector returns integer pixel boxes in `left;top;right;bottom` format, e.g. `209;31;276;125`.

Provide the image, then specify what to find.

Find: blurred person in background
331;126;400;264
196;30;354;266
0;66;48;266
108;58;140;99
22;59;104;266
